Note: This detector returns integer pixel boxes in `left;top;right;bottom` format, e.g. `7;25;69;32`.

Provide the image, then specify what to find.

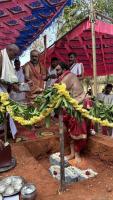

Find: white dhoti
0;84;17;139
1;48;18;83
0;48;18;139
9;116;17;139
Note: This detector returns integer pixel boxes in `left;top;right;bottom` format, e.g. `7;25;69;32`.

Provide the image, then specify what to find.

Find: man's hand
0;139;4;150
12;84;19;92
38;88;44;93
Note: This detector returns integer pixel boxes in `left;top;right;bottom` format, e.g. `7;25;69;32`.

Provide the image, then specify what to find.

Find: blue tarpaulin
0;0;71;52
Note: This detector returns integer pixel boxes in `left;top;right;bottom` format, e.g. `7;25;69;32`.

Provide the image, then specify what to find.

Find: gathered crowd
0;43;113;164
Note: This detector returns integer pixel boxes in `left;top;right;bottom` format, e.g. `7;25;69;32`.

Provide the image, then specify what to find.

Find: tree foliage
57;0;113;39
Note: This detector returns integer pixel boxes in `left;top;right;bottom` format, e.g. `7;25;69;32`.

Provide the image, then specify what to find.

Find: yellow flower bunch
0;93;9;102
0;105;6;113
3;101;10;106
54;84;70;99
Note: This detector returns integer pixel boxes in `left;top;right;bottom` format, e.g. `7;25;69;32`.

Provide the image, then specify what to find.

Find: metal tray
0;176;24;197
0;157;16;173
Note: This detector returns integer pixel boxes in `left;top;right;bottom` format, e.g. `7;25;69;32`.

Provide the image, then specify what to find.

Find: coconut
0;194;3;200
4;177;12;185
14;183;22;191
5;186;14;196
0;185;5;193
12;177;22;185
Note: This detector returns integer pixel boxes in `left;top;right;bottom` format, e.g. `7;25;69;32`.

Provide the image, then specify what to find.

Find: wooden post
43;35;47;88
90;0;97;96
59;109;65;193
44;35;47;70
90;0;98;132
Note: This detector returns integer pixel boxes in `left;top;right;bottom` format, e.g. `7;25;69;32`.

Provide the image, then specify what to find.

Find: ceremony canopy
40;17;113;77
0;0;71;52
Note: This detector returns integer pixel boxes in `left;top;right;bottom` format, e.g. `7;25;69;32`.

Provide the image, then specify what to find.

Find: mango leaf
45;114;51;128
62;97;68;108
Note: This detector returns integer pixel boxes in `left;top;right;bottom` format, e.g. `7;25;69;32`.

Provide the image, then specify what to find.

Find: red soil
0;134;113;200
1;119;113;200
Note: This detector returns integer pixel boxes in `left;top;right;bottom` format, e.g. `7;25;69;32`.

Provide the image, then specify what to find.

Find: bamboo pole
44;35;47;66
43;35;48;89
59;109;65;193
90;0;97;96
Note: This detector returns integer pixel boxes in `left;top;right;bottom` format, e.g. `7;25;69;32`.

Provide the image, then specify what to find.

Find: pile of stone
49;152;98;184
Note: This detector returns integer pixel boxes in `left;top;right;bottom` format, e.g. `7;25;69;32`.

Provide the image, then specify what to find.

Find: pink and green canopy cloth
40;17;113;76
0;0;71;52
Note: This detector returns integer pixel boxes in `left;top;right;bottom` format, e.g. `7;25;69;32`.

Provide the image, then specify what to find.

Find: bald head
30;49;39;55
30;49;39;65
6;44;20;60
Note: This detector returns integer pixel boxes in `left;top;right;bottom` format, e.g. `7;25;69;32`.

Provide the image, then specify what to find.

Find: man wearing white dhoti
0;44;20;139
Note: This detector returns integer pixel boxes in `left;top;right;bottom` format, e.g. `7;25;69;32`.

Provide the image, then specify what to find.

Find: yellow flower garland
0;93;61;126
53;84;113;128
0;84;113;127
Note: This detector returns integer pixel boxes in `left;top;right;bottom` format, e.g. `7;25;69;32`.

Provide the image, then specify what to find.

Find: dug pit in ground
1;134;113;200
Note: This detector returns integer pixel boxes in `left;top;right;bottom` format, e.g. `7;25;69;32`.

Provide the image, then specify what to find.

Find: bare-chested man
23;49;46;103
55;63;87;163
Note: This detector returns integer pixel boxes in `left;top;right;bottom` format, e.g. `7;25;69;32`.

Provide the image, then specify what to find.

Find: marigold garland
53;84;113;127
0;84;113;127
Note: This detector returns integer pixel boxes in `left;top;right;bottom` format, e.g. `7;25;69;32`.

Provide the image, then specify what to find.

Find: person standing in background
68;52;84;80
10;59;26;103
97;84;113;136
46;57;59;88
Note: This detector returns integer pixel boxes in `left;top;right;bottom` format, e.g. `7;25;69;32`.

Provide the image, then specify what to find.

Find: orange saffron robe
23;62;45;102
